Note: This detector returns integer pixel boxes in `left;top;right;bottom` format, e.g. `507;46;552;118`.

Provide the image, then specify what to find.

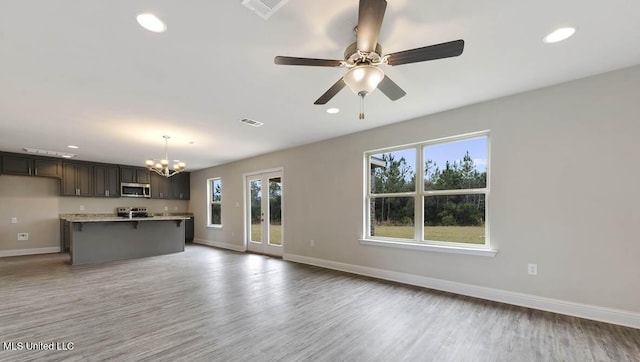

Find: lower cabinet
185;217;194;243
60;219;71;252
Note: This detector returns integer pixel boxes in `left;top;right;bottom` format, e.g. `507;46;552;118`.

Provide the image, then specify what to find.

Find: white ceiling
1;0;639;170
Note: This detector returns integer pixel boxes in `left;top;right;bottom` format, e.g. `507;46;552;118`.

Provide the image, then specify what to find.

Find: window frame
207;177;222;228
362;131;496;257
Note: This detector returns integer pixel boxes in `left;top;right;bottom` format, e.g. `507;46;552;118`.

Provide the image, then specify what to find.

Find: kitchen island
63;215;190;265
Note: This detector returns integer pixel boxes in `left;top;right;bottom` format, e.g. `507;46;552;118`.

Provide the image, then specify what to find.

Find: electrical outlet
164;206;169;211
310;239;315;247
11;217;18;224
79;205;85;211
17;233;29;241
528;263;538;275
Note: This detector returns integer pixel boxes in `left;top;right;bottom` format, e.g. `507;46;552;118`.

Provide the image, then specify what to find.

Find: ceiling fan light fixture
543;27;575;43
343;65;384;96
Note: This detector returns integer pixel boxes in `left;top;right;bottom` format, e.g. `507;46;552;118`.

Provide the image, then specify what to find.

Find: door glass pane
268;177;282;245
250;179;262;242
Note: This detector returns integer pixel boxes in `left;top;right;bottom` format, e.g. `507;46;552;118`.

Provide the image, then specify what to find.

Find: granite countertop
60;213;193;222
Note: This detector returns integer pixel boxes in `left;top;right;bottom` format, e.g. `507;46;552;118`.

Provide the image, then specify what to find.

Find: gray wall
191;65;640;314
0;175;189;252
0;176;60;251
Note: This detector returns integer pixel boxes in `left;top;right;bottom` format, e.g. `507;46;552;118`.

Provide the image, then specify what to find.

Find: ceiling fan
274;0;465;119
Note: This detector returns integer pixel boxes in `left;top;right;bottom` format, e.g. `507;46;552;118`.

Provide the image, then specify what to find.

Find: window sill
207;224;223;229
359;238;497;257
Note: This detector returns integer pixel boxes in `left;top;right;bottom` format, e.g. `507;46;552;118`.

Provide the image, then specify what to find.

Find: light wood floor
1;244;639;362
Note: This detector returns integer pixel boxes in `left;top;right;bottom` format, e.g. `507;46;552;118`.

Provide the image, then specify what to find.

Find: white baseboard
284;253;640;329
0;247;61;258
193;238;246;252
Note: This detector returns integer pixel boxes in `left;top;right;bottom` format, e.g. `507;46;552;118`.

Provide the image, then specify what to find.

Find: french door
245;170;283;256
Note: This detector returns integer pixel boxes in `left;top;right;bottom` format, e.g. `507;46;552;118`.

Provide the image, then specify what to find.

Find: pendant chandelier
145;135;186;177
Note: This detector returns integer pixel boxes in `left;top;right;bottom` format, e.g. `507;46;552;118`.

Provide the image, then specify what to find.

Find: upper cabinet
1;152;189;199
150;172;171;199
94;165;120;197
120;166;150;184
62;162;93;196
1;154;61;178
150;172;190;200
171;172;190;200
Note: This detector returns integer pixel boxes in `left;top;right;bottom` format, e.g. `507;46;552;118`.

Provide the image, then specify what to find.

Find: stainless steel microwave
121;183;151;198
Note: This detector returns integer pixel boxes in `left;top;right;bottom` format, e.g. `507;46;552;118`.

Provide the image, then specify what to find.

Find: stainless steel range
116;207;150;218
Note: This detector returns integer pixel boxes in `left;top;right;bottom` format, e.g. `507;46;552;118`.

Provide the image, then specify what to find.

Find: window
207;178;222;227
365;131;490;251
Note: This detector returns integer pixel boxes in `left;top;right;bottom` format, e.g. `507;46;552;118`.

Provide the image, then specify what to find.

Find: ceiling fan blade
386;39;465;66
274;56;342;67
314;78;346;105
377;75;406;101
357;0;387;53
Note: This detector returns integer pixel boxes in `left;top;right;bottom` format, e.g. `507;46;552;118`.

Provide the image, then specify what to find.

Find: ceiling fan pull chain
359;93;366;119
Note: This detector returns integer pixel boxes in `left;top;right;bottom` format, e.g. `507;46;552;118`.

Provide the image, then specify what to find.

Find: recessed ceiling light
136;13;167;33
543;27;575;43
326;108;340;114
67;145;79;149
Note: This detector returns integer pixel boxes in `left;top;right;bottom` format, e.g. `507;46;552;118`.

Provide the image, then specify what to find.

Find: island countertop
63;215;190;223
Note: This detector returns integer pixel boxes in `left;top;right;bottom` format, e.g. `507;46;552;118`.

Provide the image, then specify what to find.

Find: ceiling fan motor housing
344;42;383;66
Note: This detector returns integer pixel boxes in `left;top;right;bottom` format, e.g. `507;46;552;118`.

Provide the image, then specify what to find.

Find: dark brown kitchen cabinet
120;166;150;184
171;172;190;200
62;163;93;196
1;155;61;178
94;165;120;197
150;172;189;200
150;172;171;199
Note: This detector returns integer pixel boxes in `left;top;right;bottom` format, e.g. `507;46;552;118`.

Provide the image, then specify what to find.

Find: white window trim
363;130;494;256
358;238;497;257
207;177;222;228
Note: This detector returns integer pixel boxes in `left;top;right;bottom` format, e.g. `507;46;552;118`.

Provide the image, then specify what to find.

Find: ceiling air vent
241;0;289;20
240;118;264;127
